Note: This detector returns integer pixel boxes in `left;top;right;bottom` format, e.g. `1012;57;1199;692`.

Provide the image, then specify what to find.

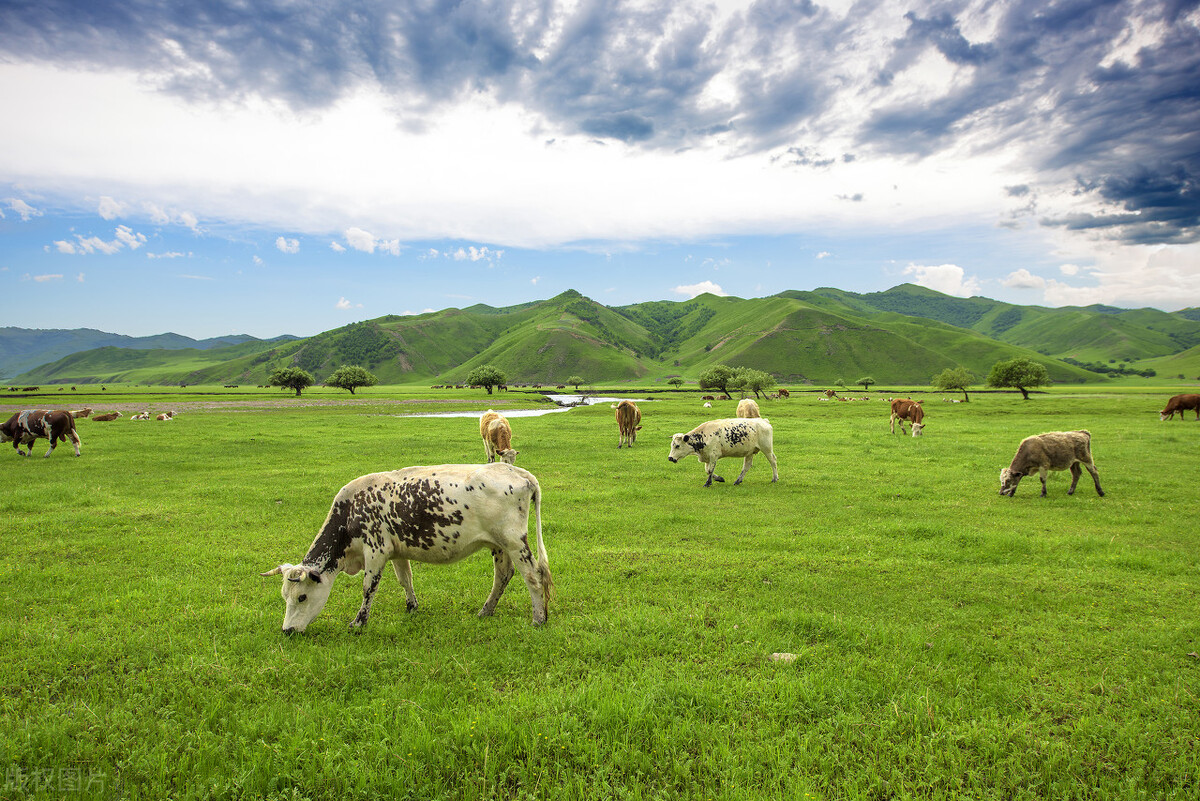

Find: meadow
1;385;1197;800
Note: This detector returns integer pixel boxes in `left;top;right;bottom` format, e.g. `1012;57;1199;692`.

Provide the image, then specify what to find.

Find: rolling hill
12;286;1200;387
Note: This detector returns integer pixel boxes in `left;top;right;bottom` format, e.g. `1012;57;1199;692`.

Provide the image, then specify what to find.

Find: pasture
1;386;1198;800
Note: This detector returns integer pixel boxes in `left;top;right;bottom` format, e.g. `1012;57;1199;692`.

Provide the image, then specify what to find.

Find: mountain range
7;285;1200;386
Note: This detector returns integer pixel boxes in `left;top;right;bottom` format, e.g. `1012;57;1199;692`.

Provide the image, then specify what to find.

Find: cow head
498;448;519;464
911;422;924;437
998;468;1022;497
667;433;699;463
261;563;334;633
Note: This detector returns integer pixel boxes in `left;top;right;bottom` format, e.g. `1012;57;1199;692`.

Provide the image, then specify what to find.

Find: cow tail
532;480;554;605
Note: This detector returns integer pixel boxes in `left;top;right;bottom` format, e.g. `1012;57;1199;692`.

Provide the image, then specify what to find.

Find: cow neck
301;497;358;576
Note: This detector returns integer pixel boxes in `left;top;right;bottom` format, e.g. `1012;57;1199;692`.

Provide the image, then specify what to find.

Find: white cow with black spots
261;463;553;633
667;417;779;487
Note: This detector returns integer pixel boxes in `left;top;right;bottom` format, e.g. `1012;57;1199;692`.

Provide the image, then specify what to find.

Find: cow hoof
477;607;495;617
713;476;725;483
406;601;419;612
734;479;743;485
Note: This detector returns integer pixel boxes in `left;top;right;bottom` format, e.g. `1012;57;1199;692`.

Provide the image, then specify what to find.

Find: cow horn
259;563;294;577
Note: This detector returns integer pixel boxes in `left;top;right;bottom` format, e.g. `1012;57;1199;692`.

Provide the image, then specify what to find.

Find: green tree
567;375;585;390
698;365;737;399
735;367;777;399
269;367;315;397
988;357;1050;400
667;377;684;388
855;376;876;392
326;365;378;395
931;366;975;402
835;378;846;390
466;365;507;395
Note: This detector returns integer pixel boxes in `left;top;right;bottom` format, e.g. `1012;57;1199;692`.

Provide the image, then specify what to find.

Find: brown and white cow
1160;393;1200;421
261;463;553;633
615;399;642;447
92;412;122;422
479;410;517;463
890;399;925;436
668;417;778;487
0;409;81;457
69;408;93;419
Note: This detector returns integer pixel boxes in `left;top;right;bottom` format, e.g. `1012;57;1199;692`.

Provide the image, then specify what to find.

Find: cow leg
69;430;81;457
478;549;515;618
734;454;754;485
350;550;389;629
766;450;779;482
703;462;724;487
890;415;896;434
1039;468;1049;497
508;546;548;625
1067;463;1082;494
1084;462;1104;496
391;559;418;611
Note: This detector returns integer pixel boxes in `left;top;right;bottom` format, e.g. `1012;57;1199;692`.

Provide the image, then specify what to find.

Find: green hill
16;285;1196;387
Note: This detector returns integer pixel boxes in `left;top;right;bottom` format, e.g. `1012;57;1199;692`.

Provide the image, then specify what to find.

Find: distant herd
3;389;1197;634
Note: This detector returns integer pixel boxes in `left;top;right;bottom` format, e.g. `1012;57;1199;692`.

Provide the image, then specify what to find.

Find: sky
1;0;1198;340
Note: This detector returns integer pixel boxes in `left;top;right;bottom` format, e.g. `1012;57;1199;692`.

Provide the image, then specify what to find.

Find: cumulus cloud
330;241;346;253
1002;268;1046;290
5;198;42;221
902;264;981;297
335;297;363;310
97;196;125;219
673;280;727;298
275;236;300;254
53;225;146;256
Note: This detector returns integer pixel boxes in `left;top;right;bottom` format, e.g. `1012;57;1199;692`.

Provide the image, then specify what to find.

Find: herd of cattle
4;389;1197;634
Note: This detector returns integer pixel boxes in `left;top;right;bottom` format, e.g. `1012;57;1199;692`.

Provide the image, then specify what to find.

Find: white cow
261;463;552;633
667;417;779;487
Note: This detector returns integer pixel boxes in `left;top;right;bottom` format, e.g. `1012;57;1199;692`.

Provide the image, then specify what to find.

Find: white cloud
1059;263;1081;276
452;246;502;262
902;264;981;298
1001;268;1045;290
114;225;146;250
97;196;124;220
816;251;831;259
179;274;213;280
76;273;85;282
147;251;189;259
345;227;377;253
5;198;42;221
531;276;540;285
27;273;63;282
673;280;727;298
335;296;363;310
53;240;77;254
275;236;300;254
330;241;346;253
252;255;264;266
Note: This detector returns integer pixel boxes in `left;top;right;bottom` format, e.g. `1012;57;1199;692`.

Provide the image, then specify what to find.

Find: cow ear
306;570;322;584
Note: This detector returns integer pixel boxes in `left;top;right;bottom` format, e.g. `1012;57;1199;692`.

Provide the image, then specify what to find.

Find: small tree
988;357;1050;400
465;365;507;395
698;365;737;399
667;377;684;388
932;367;975;402
735;367;777;399
327;365;378;395
855;376;876;392
567;375;585;390
269;367;315;397
835;378;846;390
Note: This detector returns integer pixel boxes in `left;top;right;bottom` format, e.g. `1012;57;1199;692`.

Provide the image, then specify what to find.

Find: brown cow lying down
1160;393;1200;421
1000;430;1103;497
0;409;82;457
92;411;122;422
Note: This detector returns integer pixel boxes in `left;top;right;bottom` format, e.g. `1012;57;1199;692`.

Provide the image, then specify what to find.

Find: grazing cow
0;409;81;457
701;395;716;401
1000;430;1104;498
479;410;517;463
890;399;925;436
69;408;93;419
736;398;761;418
1160;393;1200;421
615;399;641;448
92;411;122;422
777;388;790;399
261;463;553;633
668;418;779;487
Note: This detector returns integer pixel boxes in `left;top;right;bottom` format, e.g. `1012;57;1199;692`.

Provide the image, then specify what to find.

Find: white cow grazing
261;463;553;633
668;417;779;487
736;398;761;418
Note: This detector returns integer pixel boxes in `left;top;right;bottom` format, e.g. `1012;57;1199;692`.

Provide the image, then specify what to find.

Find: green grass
2;386;1199;799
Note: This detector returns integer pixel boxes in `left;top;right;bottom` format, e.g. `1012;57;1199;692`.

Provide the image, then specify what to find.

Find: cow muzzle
668;456;677;463
283;627;297;636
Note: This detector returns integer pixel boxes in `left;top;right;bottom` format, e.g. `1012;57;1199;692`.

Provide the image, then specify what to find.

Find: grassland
1;385;1198;800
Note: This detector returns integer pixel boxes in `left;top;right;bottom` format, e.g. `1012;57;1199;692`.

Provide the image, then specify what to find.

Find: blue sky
2;0;1198;339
